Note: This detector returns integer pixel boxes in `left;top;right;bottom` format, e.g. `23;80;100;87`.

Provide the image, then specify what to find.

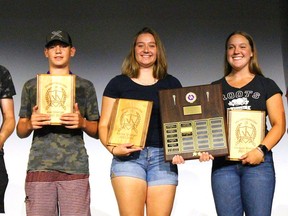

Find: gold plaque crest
37;74;75;125
227;110;265;160
108;98;153;148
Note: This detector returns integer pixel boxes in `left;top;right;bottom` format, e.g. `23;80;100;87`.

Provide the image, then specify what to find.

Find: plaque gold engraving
108;98;153;148
227;110;265;161
159;83;228;161
37;74;76;125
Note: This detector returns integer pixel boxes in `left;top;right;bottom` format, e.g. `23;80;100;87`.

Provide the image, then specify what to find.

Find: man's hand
30;105;50;129
60;103;85;129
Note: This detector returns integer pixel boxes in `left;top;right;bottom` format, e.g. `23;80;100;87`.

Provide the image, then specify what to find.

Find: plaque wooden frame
108;98;153;148
37;74;76;125
159;83;228;161
227;110;265;161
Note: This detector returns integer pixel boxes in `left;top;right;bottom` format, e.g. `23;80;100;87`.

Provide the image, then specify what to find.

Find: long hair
121;27;167;79
224;31;263;76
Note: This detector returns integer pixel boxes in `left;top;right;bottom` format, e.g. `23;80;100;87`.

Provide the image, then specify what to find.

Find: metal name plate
164;117;227;158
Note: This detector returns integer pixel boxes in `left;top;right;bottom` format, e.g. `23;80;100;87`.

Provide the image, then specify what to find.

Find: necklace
133;78;158;86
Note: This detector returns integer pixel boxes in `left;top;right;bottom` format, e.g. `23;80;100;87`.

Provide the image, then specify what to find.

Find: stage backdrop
0;1;287;215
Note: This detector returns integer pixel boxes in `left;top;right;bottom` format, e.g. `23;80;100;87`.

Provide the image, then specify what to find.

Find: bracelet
257;144;268;156
256;147;264;156
111;146;116;155
82;118;87;129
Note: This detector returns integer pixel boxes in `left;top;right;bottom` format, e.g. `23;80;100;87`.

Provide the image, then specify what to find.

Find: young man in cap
0;65;16;213
17;30;99;216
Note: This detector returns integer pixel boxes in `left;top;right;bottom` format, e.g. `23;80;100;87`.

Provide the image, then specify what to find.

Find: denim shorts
110;147;178;186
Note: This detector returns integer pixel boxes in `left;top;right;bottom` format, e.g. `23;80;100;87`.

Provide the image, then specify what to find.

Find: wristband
82;118;87;129
256;147;264;156
257;144;268;156
111;146;116;155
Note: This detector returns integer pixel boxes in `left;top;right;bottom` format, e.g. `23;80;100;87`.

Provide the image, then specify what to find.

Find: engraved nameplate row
159;84;229;161
164;117;227;156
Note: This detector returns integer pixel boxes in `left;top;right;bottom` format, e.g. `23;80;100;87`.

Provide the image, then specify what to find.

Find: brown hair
224;31;263;76
121;27;168;79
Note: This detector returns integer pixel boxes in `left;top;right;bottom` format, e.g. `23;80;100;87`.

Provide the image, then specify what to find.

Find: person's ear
70;47;76;57
44;48;49;58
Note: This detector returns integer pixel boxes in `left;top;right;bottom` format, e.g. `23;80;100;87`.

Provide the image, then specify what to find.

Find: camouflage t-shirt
0;65;16;98
19;75;99;174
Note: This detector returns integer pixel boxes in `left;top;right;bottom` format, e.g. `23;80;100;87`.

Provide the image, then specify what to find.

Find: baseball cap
45;30;73;47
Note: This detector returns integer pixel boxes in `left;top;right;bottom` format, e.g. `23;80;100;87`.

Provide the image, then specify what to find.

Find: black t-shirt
212;74;282;169
103;74;182;148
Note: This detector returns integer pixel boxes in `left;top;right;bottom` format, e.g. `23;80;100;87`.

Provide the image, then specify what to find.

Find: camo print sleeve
75;76;99;121
18;78;37;118
0;65;16;98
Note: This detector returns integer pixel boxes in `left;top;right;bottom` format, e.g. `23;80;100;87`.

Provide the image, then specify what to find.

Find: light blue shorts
110;147;178;186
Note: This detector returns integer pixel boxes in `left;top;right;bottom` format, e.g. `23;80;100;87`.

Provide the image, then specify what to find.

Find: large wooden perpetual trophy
227;110;265;161
108;98;153;148
159;83;228;161
37;74;76;125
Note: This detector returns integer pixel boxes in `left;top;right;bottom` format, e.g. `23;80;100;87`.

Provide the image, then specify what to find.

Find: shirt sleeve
18;82;33;118
85;82;100;121
103;75;122;98
0;66;16;98
167;74;182;88
264;77;283;99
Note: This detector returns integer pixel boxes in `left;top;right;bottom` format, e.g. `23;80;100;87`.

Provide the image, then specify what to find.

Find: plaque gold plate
159;83;228;161
227;110;265;161
108;98;153;148
37;74;76;125
183;105;202;115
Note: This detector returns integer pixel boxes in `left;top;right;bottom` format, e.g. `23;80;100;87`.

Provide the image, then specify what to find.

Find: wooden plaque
227;110;265;161
37;74;76;125
108;98;153;148
159;83;228;161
